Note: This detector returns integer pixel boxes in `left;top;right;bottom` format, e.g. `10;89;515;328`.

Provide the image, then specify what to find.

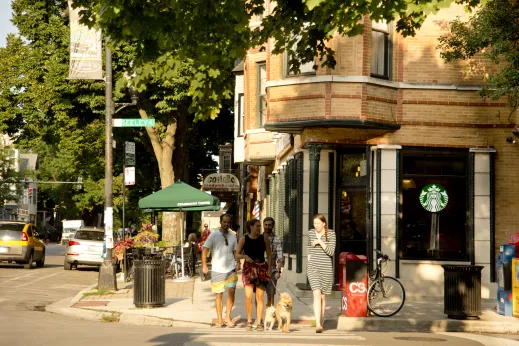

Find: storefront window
400;150;469;261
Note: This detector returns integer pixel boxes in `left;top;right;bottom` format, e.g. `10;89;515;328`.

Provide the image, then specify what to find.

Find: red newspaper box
340;252;368;317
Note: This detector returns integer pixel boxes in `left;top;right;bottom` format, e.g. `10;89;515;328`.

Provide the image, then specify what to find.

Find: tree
438;0;519;112
73;0;480;120
0;140;24;209
0;1;234;242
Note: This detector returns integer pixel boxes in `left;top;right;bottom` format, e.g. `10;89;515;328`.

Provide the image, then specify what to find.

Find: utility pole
98;42;117;291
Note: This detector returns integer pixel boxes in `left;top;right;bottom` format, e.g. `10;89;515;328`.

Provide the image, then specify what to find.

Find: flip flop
224;320;236;328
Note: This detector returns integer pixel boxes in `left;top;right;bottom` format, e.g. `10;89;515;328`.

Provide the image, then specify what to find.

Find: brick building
232;3;518;299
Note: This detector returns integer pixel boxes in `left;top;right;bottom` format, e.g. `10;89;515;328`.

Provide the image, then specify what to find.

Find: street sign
124;167;135;186
125;141;136;166
113;118;155;127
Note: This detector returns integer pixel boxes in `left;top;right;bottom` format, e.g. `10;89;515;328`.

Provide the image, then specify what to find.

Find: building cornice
266;75;485;91
265;119;400;134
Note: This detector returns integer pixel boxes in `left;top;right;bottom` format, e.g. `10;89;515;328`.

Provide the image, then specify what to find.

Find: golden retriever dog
275;292;292;333
264;306;276;330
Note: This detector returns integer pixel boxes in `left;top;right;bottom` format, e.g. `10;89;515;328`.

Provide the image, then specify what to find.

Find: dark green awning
138;181;221;211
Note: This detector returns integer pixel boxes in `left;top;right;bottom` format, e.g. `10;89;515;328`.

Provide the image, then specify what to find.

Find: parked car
0;220;45;269
64;227;104;270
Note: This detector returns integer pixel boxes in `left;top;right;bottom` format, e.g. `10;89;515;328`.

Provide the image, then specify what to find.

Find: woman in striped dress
307;214;336;333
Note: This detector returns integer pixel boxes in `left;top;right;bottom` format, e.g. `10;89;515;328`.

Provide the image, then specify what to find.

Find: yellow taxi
0;220;45;269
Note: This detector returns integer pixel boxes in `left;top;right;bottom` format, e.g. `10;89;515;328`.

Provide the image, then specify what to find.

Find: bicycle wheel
368;276;405;317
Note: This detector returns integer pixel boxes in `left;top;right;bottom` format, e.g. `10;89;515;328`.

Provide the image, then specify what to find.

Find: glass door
338;189;367;256
334;149;370;286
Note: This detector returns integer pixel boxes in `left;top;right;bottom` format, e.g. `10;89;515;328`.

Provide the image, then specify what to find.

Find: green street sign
419;184;449;212
113;118;155;127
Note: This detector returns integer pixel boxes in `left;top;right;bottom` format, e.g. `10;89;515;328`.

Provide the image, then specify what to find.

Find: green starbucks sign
419;184;449;212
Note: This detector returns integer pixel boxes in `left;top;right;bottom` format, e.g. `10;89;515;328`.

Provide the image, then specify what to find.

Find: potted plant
114;237;135;260
132;223;159;256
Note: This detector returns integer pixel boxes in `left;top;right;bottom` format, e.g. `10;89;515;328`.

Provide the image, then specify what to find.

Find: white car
64;227;104;270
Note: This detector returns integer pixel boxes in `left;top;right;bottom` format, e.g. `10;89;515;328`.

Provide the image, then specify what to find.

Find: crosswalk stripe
185;343;370;346
192;334;365;340
14;272;61;288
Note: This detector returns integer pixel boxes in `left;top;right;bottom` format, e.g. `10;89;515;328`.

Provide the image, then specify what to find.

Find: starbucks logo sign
419;184;449;212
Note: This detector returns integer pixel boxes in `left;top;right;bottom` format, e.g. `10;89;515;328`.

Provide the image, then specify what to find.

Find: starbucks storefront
371;146;496;299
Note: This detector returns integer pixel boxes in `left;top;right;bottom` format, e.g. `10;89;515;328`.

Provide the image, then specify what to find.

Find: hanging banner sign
68;1;103;80
202;173;240;192
419;184;449;212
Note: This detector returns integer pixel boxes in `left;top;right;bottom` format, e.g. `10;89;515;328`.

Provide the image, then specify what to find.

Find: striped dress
307;229;336;295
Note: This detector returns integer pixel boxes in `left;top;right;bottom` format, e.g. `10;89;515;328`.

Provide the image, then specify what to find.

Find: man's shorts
211;270;238;293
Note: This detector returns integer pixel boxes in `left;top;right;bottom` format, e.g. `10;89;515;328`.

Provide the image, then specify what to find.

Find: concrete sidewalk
46;273;519;333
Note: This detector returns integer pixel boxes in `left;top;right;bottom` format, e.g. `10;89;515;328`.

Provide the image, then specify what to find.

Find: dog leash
270;277;281;294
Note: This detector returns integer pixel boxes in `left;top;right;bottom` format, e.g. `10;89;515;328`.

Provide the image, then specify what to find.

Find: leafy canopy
73;0;480;120
0;141;24;208
438;0;519;111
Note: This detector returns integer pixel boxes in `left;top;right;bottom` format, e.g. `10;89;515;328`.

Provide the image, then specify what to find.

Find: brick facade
235;2;519;298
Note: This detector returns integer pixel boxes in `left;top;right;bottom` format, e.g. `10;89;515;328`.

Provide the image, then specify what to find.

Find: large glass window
286;37;315;76
400;149;469;261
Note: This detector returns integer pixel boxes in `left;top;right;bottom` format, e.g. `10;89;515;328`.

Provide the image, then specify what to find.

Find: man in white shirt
202;213;238;328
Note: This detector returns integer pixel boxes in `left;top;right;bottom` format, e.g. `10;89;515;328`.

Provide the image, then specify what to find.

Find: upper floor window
257;62;267;127
237;93;244;136
222;154;232;173
286;36;315;76
371;20;390;79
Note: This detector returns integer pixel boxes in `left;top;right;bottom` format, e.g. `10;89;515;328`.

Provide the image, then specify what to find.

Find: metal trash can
133;259;167;308
442;265;484;319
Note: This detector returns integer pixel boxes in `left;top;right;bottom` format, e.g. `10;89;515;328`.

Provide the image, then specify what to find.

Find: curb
337;317;519;334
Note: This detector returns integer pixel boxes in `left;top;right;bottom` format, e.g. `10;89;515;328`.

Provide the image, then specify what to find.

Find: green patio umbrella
138;181;221;279
138;180;220;211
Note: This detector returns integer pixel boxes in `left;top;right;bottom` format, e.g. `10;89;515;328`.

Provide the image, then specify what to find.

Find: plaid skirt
242;261;270;287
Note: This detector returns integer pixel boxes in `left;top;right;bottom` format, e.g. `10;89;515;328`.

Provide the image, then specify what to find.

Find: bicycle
367;250;406;317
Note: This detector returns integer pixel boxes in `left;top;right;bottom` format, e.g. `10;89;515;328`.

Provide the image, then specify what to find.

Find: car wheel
64;261;72;270
24;252;33;269
36;251;45;268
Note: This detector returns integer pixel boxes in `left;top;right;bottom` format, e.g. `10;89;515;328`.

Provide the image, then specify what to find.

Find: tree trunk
139;107;180;244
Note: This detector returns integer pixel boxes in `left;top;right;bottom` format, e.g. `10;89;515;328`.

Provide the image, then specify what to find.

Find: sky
0;1;16;48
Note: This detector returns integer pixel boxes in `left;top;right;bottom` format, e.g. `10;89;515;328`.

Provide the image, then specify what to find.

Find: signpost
113;118;155;127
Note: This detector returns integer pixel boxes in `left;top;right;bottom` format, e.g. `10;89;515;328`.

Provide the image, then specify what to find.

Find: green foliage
73;0;480;119
438;0;519;110
0;142;24;208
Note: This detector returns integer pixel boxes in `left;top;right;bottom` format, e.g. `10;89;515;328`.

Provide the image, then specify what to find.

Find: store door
334;149;370;286
338;189;367;257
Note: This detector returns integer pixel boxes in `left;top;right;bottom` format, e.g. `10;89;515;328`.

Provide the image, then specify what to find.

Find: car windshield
0;223;25;232
75;231;104;241
0;223;25;239
63;228;77;233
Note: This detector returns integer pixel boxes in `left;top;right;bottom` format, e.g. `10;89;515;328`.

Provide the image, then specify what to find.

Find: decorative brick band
403;100;506;107
330;94;362;99
269;94;325;102
367;96;398;104
400;121;514;128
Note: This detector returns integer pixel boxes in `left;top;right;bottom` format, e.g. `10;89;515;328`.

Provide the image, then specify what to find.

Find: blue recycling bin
497;244;515;316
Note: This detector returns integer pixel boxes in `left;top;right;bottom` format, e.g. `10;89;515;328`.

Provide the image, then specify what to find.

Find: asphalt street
0;244;517;346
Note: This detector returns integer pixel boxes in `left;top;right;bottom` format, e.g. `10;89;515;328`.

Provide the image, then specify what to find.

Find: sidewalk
46;273;519;333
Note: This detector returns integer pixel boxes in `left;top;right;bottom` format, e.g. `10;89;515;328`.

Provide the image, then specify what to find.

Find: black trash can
133;259;167;308
442;265;484;319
